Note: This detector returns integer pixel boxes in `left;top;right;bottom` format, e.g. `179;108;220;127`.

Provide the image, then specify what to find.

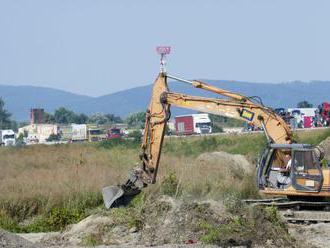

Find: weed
81;233;103;246
160;171;181;197
264;205;285;228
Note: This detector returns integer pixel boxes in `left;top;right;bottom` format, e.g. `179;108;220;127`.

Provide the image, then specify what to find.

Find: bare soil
0;228;40;248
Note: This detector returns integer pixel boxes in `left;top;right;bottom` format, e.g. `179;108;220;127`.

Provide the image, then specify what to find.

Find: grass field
0;128;329;233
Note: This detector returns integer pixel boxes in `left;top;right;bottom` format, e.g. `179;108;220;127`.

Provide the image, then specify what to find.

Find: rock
319;137;330;161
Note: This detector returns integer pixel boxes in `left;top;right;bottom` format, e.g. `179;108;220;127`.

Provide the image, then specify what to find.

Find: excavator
102;67;328;209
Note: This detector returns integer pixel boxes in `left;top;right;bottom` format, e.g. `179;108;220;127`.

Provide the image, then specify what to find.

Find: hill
0;80;330;121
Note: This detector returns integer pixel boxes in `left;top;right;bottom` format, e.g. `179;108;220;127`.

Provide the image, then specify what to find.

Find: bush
160;171;181;197
128;130;142;143
46;133;61;142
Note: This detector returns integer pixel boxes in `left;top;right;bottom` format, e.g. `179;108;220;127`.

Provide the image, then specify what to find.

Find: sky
0;0;329;96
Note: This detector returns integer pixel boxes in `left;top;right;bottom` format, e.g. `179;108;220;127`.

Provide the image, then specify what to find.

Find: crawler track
279;210;330;224
244;198;330;224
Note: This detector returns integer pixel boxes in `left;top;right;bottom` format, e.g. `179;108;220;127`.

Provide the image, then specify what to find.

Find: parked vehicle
58;125;73;141
71;124;87;142
175;113;212;135
304;116;313;128
87;126;103;142
0;130;16;146
318;102;330;126
107;127;122;139
288;108;317;128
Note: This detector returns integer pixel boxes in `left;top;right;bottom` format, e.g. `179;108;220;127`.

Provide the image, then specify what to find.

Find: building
18;124;58;143
30;108;45;124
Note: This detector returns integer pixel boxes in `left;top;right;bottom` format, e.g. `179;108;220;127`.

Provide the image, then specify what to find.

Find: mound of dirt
42;196;294;248
197;151;253;174
319;136;330;161
0;228;39;248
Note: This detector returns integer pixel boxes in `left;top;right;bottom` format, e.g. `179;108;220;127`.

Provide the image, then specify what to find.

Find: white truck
175;113;212;135
0;129;16;146
71;124;87;142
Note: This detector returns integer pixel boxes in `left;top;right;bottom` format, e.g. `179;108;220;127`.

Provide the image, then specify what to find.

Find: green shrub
264;205;285;227
160;171;181;197
81;233;103;246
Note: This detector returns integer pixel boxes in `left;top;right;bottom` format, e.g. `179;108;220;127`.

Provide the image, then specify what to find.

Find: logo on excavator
240;109;254;121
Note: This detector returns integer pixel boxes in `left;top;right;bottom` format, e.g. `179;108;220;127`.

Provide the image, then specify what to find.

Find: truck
288;108;317;128
175;113;212;135
71;124;87;142
0;130;16;146
318;102;330;126
58;125;73;141
106;127;122;139
87;126;104;142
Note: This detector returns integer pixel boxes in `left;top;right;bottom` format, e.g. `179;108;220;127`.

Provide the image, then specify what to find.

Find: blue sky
0;0;329;96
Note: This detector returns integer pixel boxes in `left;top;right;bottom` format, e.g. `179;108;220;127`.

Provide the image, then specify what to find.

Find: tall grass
0;128;329;232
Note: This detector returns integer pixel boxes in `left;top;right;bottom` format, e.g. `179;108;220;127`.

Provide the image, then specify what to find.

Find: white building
18;124;58;143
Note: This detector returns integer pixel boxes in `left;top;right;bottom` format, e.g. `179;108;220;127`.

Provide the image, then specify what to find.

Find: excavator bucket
102;171;143;209
102;186;125;209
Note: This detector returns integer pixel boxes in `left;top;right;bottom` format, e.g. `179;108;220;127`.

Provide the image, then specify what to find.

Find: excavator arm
138;73;293;183
102;73;295;208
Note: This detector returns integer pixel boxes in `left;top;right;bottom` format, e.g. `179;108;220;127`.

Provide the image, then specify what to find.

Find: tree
128;130;142;143
88;113;108;125
125;112;146;128
44;112;55;124
75;113;89;124
0;98;13;129
89;113;123;125
104;114;123;123
54;107;77;124
297;101;313;108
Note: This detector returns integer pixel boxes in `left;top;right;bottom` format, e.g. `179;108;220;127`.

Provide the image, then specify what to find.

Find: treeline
43;107;123;125
43;107;147;128
0;97;147;130
0;98;18;131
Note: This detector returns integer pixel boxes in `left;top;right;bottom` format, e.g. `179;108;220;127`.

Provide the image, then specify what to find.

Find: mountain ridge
1;80;329;121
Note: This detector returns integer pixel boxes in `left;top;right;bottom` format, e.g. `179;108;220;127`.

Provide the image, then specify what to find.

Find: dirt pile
41;196;294;248
0;228;39;248
197;151;253;174
319;136;330;161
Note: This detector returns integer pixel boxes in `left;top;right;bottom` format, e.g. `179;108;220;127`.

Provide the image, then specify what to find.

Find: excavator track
279;210;330;224
245;198;330;209
244;198;330;224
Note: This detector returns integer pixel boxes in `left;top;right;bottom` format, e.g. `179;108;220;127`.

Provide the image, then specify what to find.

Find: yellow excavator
102;71;327;209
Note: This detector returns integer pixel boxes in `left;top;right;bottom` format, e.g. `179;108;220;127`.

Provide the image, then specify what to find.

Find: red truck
318;102;330;127
106;127;122;139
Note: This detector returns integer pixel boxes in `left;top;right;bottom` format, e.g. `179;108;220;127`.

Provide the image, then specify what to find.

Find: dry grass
0;144;138;204
0;128;329;232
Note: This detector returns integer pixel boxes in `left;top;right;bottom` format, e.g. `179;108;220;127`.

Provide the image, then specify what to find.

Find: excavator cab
257;144;324;195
